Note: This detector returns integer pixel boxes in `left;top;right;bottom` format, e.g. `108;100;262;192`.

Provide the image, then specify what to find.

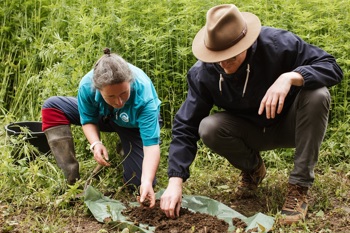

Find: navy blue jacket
168;26;343;181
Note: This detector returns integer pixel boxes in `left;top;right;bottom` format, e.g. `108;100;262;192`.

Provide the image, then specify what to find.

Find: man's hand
160;177;183;219
258;72;303;119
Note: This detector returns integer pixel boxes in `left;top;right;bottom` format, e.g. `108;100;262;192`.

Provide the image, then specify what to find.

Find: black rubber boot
45;125;80;185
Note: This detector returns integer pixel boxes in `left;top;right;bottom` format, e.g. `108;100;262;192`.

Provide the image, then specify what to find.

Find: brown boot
235;153;266;198
279;183;309;225
45;125;80;185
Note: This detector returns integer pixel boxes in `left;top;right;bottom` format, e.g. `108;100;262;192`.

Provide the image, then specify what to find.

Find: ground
1;164;349;232
122;200;230;233
1;188;349;233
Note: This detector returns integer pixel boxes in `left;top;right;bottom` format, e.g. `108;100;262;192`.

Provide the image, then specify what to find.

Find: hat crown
192;4;261;63
204;4;247;51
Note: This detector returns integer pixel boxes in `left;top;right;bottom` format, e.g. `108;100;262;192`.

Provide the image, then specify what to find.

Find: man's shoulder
258;26;301;48
260;26;296;39
261;26;288;32
189;60;215;74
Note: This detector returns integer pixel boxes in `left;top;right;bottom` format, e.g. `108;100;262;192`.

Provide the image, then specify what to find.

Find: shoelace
284;187;304;209
239;172;254;187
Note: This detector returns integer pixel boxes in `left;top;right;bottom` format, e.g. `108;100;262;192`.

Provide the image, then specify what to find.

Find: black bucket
5;121;51;156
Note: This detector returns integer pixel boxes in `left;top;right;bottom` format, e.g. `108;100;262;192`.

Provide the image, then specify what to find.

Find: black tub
5;121;50;156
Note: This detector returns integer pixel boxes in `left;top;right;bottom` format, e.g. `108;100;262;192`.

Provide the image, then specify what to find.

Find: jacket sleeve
77;80;100;125
279;30;343;88
167;66;213;181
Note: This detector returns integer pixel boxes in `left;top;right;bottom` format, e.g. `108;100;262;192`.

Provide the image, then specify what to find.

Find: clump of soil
122;200;229;233
136;196;151;207
232;217;247;229
232;217;258;232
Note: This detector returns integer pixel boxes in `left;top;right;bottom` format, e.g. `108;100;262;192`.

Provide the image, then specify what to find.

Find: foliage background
0;0;349;232
1;0;349;125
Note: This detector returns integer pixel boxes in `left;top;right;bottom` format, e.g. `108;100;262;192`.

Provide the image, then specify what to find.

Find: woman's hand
92;143;110;166
82;123;110;166
139;181;155;208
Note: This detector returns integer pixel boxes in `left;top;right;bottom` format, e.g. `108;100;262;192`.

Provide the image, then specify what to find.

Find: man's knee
300;87;330;109
198;116;221;147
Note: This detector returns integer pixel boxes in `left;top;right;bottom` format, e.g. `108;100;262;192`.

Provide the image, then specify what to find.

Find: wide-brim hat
192;4;261;63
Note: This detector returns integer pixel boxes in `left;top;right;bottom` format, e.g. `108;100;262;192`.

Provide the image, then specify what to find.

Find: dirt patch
122;200;229;233
0;204;105;233
2;181;349;233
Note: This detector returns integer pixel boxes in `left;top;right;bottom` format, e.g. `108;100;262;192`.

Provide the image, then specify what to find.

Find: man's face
218;50;247;74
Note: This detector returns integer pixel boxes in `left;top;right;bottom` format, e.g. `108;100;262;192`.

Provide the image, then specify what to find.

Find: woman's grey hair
93;48;133;90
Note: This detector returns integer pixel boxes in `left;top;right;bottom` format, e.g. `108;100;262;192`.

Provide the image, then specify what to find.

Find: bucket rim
5;121;44;136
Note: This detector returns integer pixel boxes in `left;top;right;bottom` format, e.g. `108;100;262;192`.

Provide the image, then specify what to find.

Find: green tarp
84;185;275;232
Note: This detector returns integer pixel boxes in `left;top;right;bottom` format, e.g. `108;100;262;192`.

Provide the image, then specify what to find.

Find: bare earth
122;200;230;233
2;190;349;233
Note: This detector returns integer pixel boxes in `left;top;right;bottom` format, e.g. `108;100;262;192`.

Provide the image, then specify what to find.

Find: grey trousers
198;87;330;187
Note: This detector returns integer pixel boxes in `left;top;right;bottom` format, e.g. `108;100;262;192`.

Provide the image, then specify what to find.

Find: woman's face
218;50;247;74
100;82;131;109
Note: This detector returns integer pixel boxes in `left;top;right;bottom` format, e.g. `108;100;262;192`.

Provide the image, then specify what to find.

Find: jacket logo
119;112;129;123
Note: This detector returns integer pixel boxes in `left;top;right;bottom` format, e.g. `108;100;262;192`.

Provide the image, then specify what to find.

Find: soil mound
122;200;229;233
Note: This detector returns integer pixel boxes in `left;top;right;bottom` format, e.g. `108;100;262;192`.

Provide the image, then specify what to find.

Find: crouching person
42;48;162;207
160;4;343;225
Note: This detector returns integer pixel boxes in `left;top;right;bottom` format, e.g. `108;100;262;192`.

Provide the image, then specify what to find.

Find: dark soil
122;200;229;233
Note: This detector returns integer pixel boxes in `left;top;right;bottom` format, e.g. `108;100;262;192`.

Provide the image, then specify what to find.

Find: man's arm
258;71;304;119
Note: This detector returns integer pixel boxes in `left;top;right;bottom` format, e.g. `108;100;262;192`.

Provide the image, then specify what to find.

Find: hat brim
192;12;261;63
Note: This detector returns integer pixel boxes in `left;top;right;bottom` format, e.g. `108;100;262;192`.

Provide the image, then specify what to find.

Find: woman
42;48;161;207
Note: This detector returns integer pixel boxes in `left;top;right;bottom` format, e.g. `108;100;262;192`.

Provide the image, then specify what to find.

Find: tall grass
1;0;348;123
1;0;349;126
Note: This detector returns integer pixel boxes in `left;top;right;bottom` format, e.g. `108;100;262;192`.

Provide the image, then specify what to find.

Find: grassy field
1;0;350;232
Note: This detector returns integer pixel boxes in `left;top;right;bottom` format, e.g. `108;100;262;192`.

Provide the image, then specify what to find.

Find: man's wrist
169;177;183;185
289;71;304;86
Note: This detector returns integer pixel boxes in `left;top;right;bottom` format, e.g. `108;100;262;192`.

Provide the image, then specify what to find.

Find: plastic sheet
84;185;275;232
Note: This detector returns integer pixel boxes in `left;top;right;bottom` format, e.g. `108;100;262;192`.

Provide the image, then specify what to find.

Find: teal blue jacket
77;63;161;146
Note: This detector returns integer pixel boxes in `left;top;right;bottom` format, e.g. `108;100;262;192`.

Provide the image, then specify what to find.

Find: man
160;4;342;224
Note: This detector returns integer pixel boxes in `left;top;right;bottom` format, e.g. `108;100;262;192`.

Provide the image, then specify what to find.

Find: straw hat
192;4;261;63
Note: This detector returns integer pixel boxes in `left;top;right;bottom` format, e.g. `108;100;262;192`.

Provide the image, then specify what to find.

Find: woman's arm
82;123;110;166
139;144;161;208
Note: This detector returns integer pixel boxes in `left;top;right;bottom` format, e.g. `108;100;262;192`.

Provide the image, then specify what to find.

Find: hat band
206;23;248;51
